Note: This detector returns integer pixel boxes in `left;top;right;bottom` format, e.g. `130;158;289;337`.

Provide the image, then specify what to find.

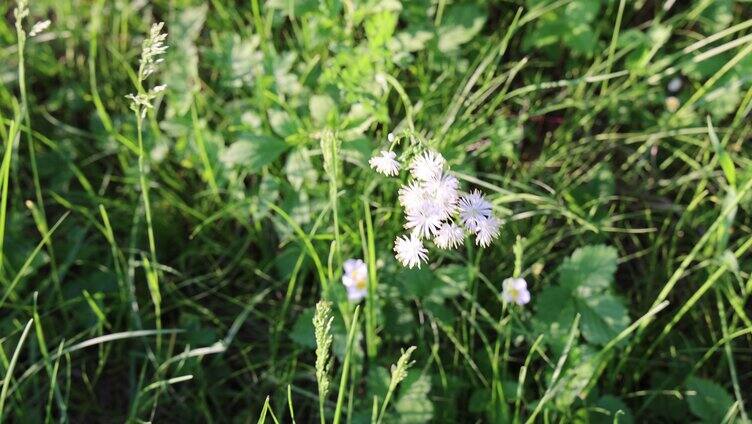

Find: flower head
434;223;464;249
410;150;445;181
459;190;493;231
474;215;500;247
502;277;530;306
394;234;428;268
369;150;400;176
398;181;425;212
424;172;459;216
342;259;368;302
667;77;682;93
404;202;444;239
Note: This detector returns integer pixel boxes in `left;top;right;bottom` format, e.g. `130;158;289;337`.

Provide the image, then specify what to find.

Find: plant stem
332;306;360;424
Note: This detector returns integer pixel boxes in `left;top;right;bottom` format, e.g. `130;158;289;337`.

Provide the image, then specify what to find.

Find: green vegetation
0;0;751;422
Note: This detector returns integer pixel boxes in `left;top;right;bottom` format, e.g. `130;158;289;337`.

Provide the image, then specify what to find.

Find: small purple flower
342;259;368;302
502;277;530;306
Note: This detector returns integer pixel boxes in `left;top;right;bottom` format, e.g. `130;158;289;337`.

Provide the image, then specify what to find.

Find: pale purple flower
434;222;465;249
474;215;500;247
502;277;530;306
342;259;368;302
458;190;493;231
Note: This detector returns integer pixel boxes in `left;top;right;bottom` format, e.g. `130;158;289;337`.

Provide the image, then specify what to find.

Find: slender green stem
0;319;34;421
333;306;360;424
362;198;378;360
16;17;60;291
135;112;160;353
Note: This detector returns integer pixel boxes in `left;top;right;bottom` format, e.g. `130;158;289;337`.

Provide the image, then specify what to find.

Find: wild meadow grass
0;0;751;422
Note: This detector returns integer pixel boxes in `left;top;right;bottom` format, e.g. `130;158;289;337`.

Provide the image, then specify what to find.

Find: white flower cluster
370;146;500;268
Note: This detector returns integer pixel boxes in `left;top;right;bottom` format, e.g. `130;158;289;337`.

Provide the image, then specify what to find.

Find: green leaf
686;377;735;423
559;245;618;294
437;4;486;53
432;265;470;299
220;134;288;173
289;308;315;348
534;286;577;353
536;245;629;348
554;345;597;409
565;0;600;23
165;5;207;115
576;293;630;346
285;148;317;190
394;372;434;423
268;109;298;138
708;117;736;187
309;95;336;127
564;22;598;56
400;267;437;299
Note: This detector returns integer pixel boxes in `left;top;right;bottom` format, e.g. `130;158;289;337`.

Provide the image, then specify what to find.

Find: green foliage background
0;0;751;422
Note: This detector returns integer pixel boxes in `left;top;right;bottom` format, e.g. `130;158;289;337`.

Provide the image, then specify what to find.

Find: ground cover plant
0;0;751;422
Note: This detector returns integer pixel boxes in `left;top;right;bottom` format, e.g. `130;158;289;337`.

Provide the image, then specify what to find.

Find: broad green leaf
559;245;618;293
536;245;628;348
554;345;597;409
400;267;437;299
285;148;317;190
564;23;598;56
534;286;577;353
686;377;735;423
289;308;316;348
437;4;485;53
433;265;470;299
565;0;599;23
309;95;336;127
394;372;434;423
220;134;288;173
576;293;630;346
268;109;298;138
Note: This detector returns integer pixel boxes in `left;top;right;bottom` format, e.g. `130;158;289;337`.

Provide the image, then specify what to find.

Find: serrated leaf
559;245;618;293
394;372;434;423
576;293;630;346
686;377;735;423
221;134;288;173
